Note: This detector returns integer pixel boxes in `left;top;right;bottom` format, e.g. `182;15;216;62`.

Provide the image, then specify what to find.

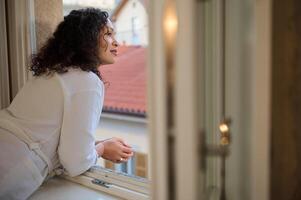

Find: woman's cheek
107;37;113;44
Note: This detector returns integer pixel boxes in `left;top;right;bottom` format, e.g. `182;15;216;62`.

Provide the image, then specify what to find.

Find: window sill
101;112;147;124
29;176;120;200
63;166;150;200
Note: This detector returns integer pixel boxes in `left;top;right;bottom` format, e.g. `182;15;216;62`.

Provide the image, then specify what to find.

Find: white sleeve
58;88;103;177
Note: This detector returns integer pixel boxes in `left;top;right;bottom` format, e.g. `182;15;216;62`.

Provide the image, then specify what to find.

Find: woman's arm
58;89;102;177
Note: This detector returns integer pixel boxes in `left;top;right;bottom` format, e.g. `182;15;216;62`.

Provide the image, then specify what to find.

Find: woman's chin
102;60;115;65
108;60;115;65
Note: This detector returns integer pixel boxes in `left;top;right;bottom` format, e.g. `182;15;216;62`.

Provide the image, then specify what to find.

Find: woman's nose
113;39;119;47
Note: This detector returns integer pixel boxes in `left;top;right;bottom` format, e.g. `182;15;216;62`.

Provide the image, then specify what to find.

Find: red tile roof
99;45;147;117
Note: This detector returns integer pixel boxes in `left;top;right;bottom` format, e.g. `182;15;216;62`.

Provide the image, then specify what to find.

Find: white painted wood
0;0;10;108
61;167;150;200
201;1;223;198
27;0;36;81
6;0;34;97
194;0;271;200
224;0;255;199
29;177;120;200
63;175;149;200
86;166;150;195
174;0;201;199
148;0;169;199
250;0;271;199
101;113;147;124
218;0;271;199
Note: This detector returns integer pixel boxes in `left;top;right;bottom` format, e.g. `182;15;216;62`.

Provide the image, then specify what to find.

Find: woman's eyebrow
108;28;116;35
104;27;116;35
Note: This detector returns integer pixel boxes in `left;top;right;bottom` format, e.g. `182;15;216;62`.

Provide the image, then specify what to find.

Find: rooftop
100;45;147;117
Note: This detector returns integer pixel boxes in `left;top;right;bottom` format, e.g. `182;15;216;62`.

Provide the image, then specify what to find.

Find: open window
60;0;151;199
62;0;150;180
1;0;272;199
1;0;151;199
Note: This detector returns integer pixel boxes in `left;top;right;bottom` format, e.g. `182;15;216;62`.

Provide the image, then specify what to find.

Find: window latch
91;178;112;188
200;118;232;160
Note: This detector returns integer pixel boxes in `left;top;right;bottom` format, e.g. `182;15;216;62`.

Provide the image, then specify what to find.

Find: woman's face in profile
99;19;119;65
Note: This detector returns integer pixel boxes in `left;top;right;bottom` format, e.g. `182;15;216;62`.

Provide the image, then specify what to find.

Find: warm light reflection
164;13;178;38
219;123;229;133
163;1;178;47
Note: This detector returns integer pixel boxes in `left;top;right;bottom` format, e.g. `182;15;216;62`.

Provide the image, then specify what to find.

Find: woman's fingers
112;153;134;163
121;152;133;159
121;146;133;154
101;137;134;163
115;137;132;148
122;142;132;148
112;151;133;163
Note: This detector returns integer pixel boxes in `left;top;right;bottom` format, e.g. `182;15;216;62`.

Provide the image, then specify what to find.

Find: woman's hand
95;137;134;163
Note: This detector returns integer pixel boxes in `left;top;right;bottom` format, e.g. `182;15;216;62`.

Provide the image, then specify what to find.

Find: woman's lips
110;49;118;56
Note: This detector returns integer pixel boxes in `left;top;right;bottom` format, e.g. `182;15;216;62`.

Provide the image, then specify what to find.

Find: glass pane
63;0;149;179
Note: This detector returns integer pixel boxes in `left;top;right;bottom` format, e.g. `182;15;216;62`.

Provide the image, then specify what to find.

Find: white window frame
198;0;271;199
0;0;35;108
4;0;204;199
63;166;150;200
0;0;10;109
5;0;35;98
251;0;271;199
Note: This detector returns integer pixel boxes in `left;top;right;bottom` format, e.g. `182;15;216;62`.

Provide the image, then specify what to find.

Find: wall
95;114;148;175
114;0;148;46
34;0;63;50
96;114;148;153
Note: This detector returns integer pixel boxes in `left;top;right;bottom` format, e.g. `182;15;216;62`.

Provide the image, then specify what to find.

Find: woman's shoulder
56;68;104;94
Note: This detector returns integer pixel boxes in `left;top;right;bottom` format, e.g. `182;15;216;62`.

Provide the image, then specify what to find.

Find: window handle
202;118;232;157
200;117;232;200
219;118;231;146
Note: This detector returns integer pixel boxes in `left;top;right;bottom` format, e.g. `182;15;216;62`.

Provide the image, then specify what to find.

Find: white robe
0;68;104;199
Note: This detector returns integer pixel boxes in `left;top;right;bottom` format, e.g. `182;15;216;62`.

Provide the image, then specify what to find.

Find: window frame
5;0;35;98
63;166;150;200
7;0;199;199
7;0;272;199
0;0;10;108
0;0;36;105
198;0;272;199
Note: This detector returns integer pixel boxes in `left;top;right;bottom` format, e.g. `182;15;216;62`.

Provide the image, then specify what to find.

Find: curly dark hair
30;8;110;79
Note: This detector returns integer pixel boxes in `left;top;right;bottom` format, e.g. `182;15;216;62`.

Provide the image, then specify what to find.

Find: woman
0;8;133;199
